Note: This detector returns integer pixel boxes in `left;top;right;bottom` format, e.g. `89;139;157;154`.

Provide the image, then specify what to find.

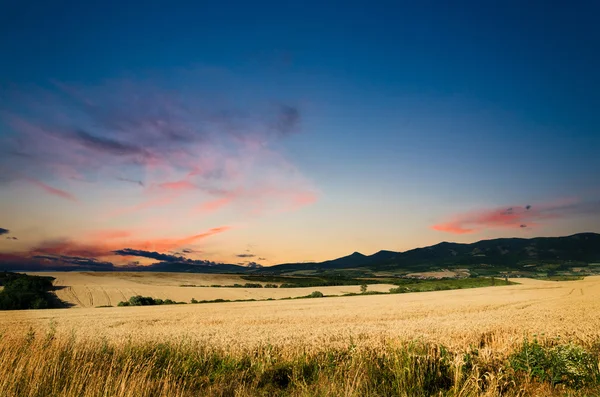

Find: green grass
241;274;393;288
537;275;585;281
389;277;515;293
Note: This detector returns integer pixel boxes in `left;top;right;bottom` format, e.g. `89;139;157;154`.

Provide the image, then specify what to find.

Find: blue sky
0;0;598;267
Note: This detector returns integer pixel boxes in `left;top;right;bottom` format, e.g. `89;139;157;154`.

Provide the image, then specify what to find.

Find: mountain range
3;233;600;276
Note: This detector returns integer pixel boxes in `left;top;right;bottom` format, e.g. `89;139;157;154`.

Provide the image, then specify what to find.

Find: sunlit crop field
4;275;600;352
24;271;396;308
3;275;600;396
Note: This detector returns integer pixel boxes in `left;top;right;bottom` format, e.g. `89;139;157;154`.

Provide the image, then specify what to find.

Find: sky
0;0;599;269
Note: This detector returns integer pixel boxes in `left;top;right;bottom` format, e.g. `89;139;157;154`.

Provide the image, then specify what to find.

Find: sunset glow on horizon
1;1;599;269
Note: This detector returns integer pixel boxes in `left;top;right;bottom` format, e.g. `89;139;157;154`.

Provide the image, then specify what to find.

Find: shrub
509;338;600;388
117;296;184;307
308;291;324;298
243;283;263;288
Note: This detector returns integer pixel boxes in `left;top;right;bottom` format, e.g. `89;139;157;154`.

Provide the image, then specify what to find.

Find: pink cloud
28;226;232;259
196;195;236;214
156;180;196;191
1;77;318;245
431;199;598;235
431;223;475;234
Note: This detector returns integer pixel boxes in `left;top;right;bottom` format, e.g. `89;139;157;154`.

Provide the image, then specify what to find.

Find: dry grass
3;276;600;352
2;275;600;396
25;272;395;308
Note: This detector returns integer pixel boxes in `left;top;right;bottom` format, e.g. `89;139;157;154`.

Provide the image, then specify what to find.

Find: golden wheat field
3;274;600;353
24;271;396;308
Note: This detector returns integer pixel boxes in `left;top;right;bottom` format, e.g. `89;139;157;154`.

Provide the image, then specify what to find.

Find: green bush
308;291;324;298
243;283;263;288
509;338;600;388
0;272;57;310
117;295;184;307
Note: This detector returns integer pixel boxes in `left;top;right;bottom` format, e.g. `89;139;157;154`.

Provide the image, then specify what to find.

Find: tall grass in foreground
0;330;599;397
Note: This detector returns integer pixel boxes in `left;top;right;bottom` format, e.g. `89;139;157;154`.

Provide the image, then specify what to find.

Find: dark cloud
258;257;267;261
113;248;216;266
33;254;115;269
113;248;186;262
6;237;18;240
525;205;532;210
0;228;9;236
0;252;115;271
245;262;263;268
236;253;256;258
70;130;148;157
520;224;527;228
117;177;144;187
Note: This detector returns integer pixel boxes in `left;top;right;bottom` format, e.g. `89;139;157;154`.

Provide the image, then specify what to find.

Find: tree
360;284;368;294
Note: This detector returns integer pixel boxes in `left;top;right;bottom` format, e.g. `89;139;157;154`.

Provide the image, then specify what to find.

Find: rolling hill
260;233;600;276
3;233;599;277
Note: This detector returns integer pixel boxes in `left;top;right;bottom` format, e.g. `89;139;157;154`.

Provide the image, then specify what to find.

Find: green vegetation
117;295;186;306
508;338;600;388
389;276;514;293
0;272;59;310
252;233;600;278
119;278;517;309
190;298;258;304
538;275;584;281
3;332;600;396
242;274;388;288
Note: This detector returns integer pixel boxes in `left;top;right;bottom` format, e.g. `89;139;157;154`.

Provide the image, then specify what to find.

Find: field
2;274;600;396
4;275;600;349
25;272;397;308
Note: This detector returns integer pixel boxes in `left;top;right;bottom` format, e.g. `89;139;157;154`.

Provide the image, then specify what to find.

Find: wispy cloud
432;199;600;234
116;177;144;187
25;226;229;259
0;76;316;216
69;129;149;157
24;177;78;202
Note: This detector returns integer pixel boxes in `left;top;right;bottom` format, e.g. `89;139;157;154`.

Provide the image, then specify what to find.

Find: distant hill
3;233;599;276
261;233;600;276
